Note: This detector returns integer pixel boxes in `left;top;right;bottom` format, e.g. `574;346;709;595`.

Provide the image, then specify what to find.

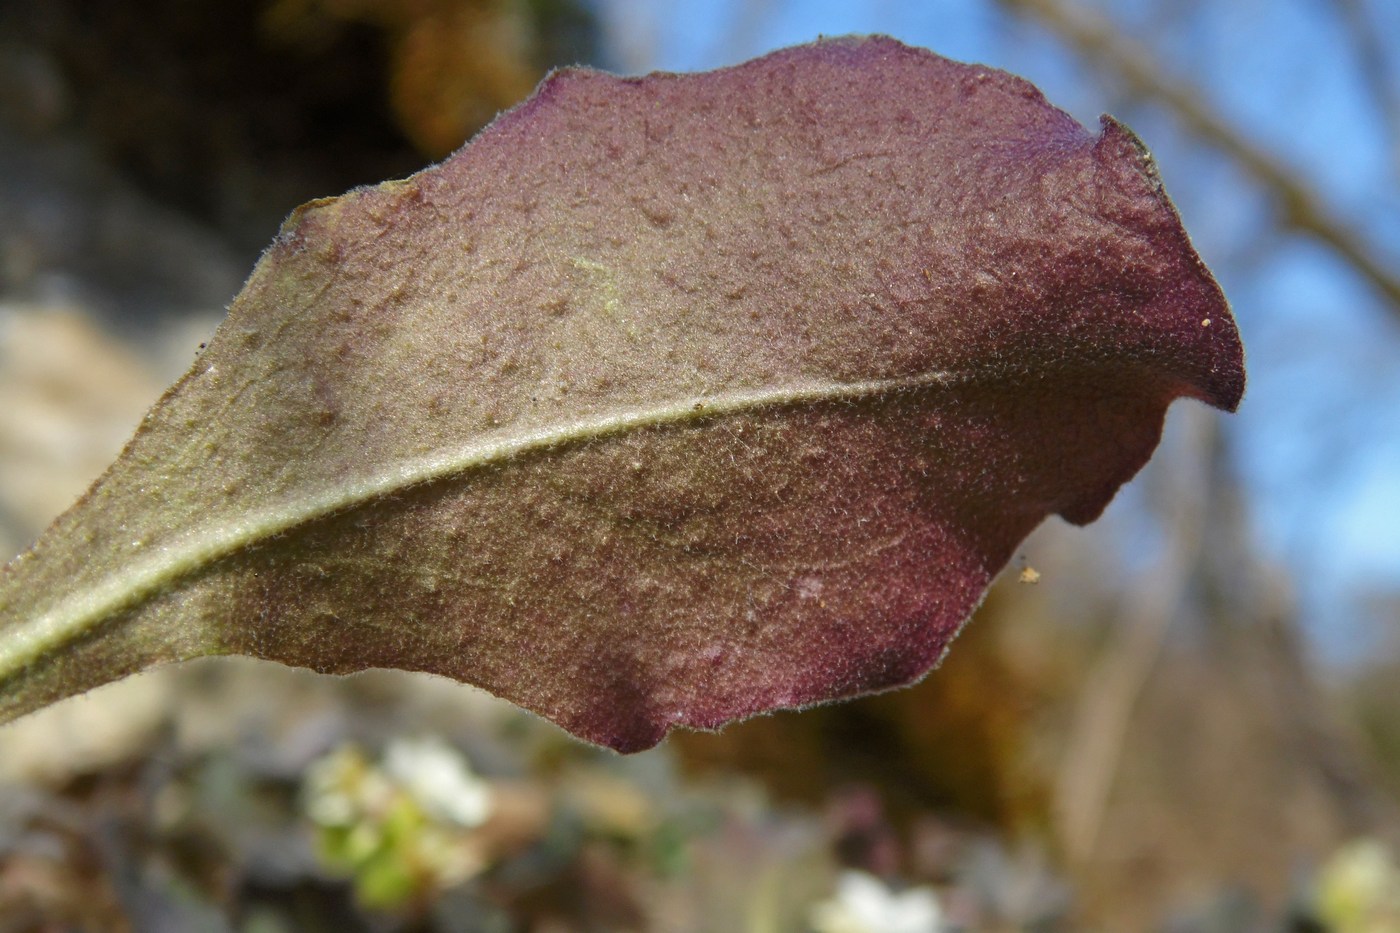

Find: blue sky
590;0;1400;663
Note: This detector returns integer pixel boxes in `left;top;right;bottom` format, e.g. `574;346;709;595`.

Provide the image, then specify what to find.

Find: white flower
302;745;374;827
811;870;945;933
1316;838;1400;932
382;736;493;828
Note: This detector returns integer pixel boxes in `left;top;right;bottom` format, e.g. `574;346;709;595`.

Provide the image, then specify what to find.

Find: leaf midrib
0;368;960;682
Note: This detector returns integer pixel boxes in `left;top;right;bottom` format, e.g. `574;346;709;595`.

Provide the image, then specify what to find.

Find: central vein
0;368;959;682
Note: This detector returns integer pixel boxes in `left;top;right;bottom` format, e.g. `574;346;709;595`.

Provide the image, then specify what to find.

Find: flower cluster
810;870;945;933
302;735;496;908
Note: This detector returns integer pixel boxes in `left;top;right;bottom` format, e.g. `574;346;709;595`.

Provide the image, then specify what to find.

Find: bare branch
1054;407;1212;864
998;0;1400;318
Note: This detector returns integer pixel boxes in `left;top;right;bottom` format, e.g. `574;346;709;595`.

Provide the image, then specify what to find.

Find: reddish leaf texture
0;37;1243;751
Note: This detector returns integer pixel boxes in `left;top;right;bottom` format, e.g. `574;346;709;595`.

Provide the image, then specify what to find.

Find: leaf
0;36;1244;752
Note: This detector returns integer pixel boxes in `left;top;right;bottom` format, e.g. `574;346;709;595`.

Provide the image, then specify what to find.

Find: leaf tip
1093;114;1246;414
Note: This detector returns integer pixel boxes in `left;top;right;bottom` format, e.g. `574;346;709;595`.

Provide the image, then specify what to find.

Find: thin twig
1053;407;1212;865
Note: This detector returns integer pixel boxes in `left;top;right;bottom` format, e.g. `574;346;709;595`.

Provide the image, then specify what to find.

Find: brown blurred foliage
0;0;594;256
263;0;553;157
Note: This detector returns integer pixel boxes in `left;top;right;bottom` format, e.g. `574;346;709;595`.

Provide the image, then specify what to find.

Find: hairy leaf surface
0;37;1243;751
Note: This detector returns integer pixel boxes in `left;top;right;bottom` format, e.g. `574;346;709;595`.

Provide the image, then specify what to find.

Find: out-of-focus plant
1314;839;1400;933
810;870;945;933
302;735;495;908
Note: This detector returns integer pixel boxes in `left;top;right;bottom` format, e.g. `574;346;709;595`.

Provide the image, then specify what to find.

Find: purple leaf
0;37;1243;752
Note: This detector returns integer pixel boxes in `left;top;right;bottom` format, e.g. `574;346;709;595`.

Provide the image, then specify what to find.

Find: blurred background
1;0;1398;930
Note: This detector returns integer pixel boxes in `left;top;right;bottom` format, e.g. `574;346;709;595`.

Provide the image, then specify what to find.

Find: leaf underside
0;36;1243;752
